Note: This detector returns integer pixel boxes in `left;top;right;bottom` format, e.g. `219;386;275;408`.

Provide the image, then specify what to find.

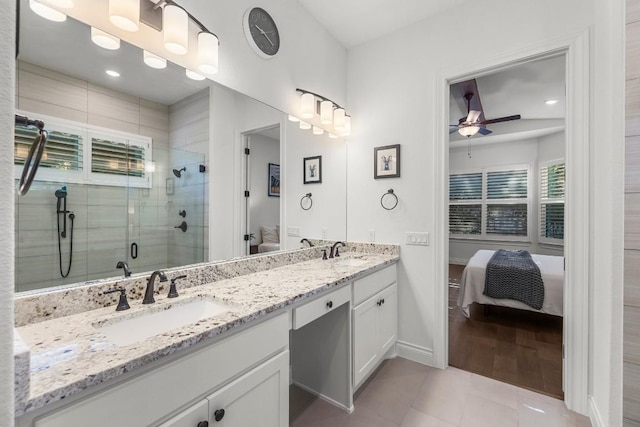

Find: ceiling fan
449;92;521;138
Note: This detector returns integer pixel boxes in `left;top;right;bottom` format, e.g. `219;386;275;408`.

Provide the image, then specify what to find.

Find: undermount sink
333;257;369;267
95;298;231;347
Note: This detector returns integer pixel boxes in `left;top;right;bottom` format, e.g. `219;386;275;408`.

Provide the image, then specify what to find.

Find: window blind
486;204;528;236
449;204;482;235
449;173;482;200
487;170;528;199
14;125;83;171
540;162;565;241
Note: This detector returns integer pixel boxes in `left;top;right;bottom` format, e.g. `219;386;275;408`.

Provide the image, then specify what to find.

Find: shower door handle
131;242;138;259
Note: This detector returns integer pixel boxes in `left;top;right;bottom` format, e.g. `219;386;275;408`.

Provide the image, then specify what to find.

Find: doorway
243;125;281;256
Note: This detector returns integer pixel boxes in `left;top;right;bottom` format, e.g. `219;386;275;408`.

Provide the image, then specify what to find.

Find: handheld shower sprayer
173;167;187;178
55;186;74;278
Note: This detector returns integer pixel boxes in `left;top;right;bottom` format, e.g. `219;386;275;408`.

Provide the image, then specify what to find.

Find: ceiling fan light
301;93;315;119
109;0;140;32
29;0;67;22
163;4;189;55
143;50;167;69
197;32;219;75
320;100;333;125
91;27;120;50
458;126;480;137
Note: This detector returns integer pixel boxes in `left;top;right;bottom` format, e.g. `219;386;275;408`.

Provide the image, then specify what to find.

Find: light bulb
185;69;205;81
197;32;219;74
320;100;333;125
299;121;311;130
143;50;167;69
109;0;139;32
458;126;480;137
301;93;315;119
163;4;188;55
91;27;120;50
29;0;67;22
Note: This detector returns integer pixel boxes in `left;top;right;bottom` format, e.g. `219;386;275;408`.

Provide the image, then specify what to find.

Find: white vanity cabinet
352;265;398;389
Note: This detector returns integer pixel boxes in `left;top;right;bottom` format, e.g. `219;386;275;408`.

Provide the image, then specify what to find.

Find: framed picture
374;144;401;179
166;177;174;195
303;156;322;184
268;163;280;197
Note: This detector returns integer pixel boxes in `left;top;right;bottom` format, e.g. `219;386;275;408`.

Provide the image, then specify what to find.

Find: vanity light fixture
328;133;338;139
342;115;352;137
296;89;352;138
300;93;315;119
29;0;68;22
109;0;140;32
333;108;346;131
299;121;312;130
91;27;121;50
185;69;205;81
163;3;189;55
197;32;219;74
288;115;300;122
320;100;333;125
312;126;324;135
105;69;121;77
143;50;167;69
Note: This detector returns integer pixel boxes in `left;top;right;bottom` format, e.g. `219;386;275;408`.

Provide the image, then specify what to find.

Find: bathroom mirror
14;2;347;293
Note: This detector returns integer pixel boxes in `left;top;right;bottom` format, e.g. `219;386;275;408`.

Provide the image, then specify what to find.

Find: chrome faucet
329;241;346;258
116;260;132;278
300;238;314;247
143;270;167;304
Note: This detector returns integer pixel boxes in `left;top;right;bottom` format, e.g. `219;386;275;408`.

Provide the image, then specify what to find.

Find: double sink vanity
14;243;399;427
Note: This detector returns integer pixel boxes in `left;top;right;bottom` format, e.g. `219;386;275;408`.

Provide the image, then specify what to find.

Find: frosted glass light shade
185;69;206;81
299;121;311;130
320;101;333;125
301;93;315;119
197;32;219;74
109;0;139;32
163;4;188;55
312;126;324;135
143;50;167;69
91;27;120;50
458;126;480;137
30;0;67;22
288;115;300;122
46;0;73;8
333;108;346;131
328;133;338;139
342;115;351;136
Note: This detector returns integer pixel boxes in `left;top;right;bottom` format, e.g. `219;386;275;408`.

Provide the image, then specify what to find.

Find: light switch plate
406;232;429;246
287;226;301;237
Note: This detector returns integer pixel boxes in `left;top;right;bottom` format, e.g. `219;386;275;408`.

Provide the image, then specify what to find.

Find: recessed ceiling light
545;99;559;105
106;70;120;77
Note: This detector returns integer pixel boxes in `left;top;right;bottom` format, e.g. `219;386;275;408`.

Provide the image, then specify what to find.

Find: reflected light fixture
109;0;140;32
312;126;324;135
288;115;300;122
163;4;189;55
143;50;167;69
105;70;121;77
328;133;338;139
46;0;73;7
545;99;559;105
91;27;120;50
29;0;67;22
299;121;311;130
185;69;206;81
458;126;480;137
301;93;315;119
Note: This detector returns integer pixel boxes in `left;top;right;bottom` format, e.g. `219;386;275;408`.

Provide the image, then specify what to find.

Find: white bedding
458;249;564;318
258;242;280;253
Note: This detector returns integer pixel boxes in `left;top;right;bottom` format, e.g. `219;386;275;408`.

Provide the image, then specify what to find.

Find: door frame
433;31;590;414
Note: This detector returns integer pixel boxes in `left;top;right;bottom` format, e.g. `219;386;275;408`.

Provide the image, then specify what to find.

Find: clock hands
254;24;275;46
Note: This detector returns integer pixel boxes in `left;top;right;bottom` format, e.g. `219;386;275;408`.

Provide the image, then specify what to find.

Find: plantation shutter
449;173;482;235
540;162;565;241
14;125;83;171
91;137;146;178
486;170;528;199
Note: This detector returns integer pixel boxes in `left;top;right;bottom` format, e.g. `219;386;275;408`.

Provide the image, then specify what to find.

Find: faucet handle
103;287;130;311
335;246;341;257
168;275;187;298
322;249;327;260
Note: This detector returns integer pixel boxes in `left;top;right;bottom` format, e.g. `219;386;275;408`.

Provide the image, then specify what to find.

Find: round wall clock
243;7;280;59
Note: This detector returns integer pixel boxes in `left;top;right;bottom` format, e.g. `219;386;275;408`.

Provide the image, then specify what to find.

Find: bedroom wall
249;134;280;246
449;133;565;265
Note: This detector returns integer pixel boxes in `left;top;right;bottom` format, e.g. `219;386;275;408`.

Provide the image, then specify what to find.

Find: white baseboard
448;258;468;265
396;340;435;366
588;396;604;427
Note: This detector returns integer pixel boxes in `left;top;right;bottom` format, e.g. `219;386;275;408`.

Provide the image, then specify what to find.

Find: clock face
245;7;280;58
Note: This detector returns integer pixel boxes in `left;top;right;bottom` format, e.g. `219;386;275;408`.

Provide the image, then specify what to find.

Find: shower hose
57;211;74;278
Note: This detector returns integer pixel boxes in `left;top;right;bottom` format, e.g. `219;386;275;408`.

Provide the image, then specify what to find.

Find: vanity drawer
292;285;351;330
353;264;397;306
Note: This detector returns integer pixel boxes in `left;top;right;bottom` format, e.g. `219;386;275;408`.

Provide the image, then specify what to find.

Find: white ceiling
297;0;470;48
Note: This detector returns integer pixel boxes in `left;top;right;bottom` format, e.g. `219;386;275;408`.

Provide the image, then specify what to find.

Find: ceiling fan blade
449;128;459;134
466;110;481;123
478;114;521;125
478;127;492;136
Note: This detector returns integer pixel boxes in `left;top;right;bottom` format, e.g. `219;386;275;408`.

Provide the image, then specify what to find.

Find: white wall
449;134;565;264
346;0;622;423
249;134;280;245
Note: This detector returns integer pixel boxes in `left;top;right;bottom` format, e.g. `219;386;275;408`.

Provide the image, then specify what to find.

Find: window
14;111;152;188
449;166;530;240
539;160;565;244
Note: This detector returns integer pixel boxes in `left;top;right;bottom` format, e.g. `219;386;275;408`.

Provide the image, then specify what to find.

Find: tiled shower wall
625;1;640;424
14;61;207;291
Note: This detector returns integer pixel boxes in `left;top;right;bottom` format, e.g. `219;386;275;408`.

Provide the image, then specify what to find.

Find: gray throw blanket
484;249;544;310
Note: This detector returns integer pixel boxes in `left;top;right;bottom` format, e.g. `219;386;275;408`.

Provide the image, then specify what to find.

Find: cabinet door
353;296;379;387
158;400;209;427
206;351;288;427
377;283;397;355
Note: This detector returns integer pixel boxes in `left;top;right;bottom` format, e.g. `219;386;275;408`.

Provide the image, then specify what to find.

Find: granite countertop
15;251;399;417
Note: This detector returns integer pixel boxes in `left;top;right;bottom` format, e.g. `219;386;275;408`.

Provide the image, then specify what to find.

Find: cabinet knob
377;300;382;306
197;422;209;427
214;409;225;422
381;298;385;305
326;300;333;309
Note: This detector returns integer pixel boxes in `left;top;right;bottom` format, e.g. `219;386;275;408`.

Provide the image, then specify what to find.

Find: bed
458;249;564;318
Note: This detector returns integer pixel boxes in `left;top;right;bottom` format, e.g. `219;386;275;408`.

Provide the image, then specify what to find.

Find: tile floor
290;357;591;427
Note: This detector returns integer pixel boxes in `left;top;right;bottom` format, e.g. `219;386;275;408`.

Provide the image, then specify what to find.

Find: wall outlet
321;228;328;239
368;229;375;242
287;226;301;237
406;232;429;246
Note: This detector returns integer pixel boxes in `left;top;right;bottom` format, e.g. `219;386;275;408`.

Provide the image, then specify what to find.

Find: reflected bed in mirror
15;1;347;294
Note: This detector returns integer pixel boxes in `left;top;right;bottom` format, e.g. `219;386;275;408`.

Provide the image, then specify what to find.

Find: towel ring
380;189;398;210
300;193;313;210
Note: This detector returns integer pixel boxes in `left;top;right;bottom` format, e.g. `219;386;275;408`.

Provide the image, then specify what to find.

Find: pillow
261;226;279;244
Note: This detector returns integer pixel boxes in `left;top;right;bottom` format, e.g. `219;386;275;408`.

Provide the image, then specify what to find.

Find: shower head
173;167;186;178
55;186;67;199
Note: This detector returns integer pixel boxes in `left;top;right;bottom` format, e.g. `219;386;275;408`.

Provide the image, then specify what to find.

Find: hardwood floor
448;264;564;399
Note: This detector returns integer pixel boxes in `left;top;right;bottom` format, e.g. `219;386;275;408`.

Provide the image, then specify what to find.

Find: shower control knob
179;210;186;217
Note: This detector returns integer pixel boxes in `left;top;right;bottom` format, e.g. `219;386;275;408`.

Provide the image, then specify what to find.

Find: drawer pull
326;300;333;309
214;409;225;421
197;422;209;427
